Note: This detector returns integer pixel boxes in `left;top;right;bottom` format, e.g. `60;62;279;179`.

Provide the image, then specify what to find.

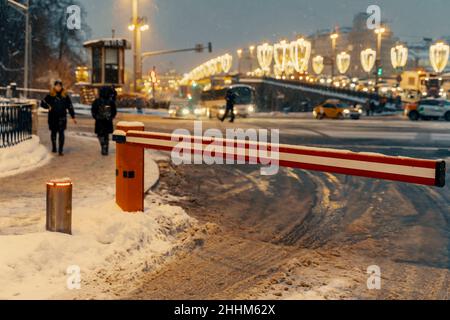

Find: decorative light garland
257;43;273;74
290;38;311;73
274;40;291;73
336;51;351;74
312;55;324;75
429;42;449;73
361;48;376;73
391;44;408;69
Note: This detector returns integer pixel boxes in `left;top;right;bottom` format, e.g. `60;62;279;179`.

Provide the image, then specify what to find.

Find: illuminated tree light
361;48;376;73
429;42;449;73
336;51;351;74
312;55;324;75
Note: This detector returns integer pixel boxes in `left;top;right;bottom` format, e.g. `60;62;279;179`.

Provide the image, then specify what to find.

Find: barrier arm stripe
113;130;446;187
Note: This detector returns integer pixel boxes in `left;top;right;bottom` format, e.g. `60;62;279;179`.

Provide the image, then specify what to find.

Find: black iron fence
0;102;33;148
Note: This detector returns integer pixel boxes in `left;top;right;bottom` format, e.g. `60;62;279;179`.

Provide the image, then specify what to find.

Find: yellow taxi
313;99;362;120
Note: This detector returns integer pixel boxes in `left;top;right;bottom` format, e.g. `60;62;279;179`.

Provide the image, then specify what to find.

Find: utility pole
129;0;148;93
132;0;139;93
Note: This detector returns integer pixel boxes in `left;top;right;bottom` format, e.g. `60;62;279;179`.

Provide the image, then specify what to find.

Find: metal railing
0;102;33;148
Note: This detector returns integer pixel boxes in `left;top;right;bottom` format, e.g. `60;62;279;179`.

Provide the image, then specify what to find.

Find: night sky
79;0;450;74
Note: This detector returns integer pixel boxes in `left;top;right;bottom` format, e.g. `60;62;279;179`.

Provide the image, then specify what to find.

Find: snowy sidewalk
0;125;196;299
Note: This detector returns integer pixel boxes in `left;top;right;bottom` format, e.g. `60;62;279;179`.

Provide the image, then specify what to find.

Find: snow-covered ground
0;134;197;300
0;136;52;179
0;197;194;300
72;103;168;117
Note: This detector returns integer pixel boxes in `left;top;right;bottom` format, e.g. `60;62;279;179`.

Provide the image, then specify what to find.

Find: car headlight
313;110;317;116
343;109;350;114
219;109;225;115
194;109;202;115
358;109;363;114
247;106;255;113
182;108;190;115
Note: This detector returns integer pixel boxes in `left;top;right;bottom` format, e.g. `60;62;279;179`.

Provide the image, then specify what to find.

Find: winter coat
91;87;117;135
225;90;236;109
41;89;75;131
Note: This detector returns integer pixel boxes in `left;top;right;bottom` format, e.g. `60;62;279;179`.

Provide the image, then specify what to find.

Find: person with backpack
91;86;117;156
41;80;77;156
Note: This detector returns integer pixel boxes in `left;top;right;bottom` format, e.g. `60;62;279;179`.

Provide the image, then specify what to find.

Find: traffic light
377;67;383;76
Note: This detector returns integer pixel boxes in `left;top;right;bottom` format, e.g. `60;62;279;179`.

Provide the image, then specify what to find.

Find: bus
200;84;256;119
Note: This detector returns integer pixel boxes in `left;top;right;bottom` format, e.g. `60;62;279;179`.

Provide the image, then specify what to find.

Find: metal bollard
46;178;72;235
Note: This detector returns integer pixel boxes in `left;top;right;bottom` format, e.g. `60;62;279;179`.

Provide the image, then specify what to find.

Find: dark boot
58;129;65;156
99;135;109;156
51;131;57;153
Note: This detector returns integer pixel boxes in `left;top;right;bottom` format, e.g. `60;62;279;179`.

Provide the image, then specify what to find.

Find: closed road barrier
113;122;446;212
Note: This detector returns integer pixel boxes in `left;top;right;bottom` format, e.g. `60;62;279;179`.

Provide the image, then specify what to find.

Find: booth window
105;48;119;84
92;47;102;84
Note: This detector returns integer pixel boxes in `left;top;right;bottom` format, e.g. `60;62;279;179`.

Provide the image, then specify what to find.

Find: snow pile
0;195;194;299
0;136;51;178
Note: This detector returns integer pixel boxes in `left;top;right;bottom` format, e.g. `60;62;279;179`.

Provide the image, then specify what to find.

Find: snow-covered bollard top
116;121;145;128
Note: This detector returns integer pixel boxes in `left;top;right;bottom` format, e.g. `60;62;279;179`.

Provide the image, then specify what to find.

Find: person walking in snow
91;86;117;156
41;80;77;156
220;89;236;123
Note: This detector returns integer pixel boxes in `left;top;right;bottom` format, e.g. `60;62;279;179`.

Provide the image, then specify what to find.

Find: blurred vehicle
404;98;450;121
168;99;203;118
116;93;150;110
313;99;362;120
201;84;256;119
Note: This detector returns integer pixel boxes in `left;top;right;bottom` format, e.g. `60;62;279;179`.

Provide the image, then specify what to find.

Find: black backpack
96;99;113;121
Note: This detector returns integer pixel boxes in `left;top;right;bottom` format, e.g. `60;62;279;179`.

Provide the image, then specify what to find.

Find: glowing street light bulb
140;24;149;31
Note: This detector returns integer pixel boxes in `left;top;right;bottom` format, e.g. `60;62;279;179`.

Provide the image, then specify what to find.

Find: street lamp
312;55;324;75
129;0;149;92
290;38;311;74
330;32;338;79
374;26;386;89
336;51;351;74
391;44;408;87
249;45;255;71
7;0;30;97
429;41;449;73
237;49;243;74
274;40;290;76
257;43;273;75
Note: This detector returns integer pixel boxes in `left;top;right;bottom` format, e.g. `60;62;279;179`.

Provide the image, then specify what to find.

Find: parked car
313;99;362;120
404;98;450;121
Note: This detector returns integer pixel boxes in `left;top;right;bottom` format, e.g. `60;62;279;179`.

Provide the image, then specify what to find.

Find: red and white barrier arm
113;130;446;187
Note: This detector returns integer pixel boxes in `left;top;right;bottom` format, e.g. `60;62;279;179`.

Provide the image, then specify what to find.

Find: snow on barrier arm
113;130;446;188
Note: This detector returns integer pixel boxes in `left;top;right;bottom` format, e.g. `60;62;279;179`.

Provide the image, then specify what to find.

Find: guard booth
76;38;131;104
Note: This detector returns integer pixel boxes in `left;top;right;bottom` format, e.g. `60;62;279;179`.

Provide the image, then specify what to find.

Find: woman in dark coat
41;80;77;156
91;86;117;156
